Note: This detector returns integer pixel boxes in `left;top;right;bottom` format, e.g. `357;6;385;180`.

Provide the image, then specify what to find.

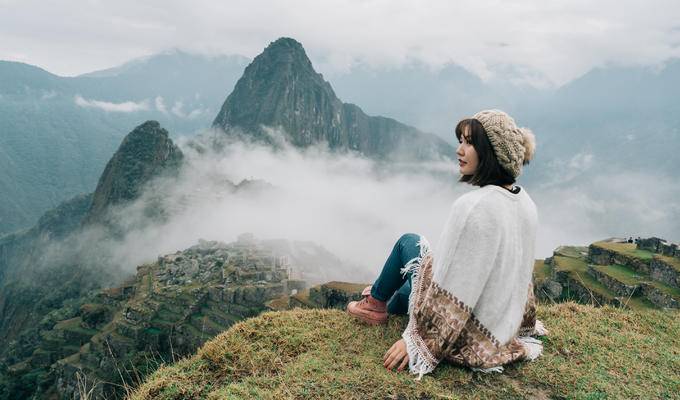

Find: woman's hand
383;339;409;371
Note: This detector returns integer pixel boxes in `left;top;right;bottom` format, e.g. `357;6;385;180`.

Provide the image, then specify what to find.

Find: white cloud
540;151;596;188
531;170;680;256
2;1;679;86
568;152;594;171
169;100;206;119
40;90;56;100
74;95;149;112
78;131;465;283
186;108;206;119
154;95;167;114
171;100;184;117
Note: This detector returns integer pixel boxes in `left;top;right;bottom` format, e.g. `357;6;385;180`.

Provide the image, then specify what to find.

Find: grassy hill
4;236;678;399
130;304;679;399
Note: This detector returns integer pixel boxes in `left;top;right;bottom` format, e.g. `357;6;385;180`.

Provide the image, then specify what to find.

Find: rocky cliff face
213;37;454;160
84;120;183;226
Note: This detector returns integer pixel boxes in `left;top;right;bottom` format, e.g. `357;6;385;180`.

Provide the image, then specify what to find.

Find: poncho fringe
400;236;437;379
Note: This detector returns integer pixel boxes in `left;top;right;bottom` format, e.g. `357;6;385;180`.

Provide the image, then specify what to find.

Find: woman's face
456;125;479;176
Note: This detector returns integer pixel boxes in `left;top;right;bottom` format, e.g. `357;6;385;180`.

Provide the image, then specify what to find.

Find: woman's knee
397;233;420;249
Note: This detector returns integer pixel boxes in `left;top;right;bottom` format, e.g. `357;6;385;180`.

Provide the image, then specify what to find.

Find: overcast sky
1;0;680;86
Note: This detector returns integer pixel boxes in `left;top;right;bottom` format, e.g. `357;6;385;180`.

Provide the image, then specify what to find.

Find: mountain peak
268;37;305;52
254;37;320;83
83;120;183;225
212;38;453;160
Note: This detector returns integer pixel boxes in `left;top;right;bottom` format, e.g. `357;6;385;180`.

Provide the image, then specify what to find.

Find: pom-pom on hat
472;109;536;178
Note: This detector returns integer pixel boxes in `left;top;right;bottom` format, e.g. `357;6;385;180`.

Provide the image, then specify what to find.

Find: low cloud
63;130;464;284
40;90;56;100
155;95;167;113
538;151;596;188
170;100;206;119
532;170;680;257
39;129;680;286
74;94;150;112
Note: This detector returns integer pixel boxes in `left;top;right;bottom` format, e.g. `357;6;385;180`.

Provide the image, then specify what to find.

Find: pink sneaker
347;293;388;325
361;285;372;297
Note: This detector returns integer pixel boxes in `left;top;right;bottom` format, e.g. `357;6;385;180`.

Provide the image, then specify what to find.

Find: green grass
190;314;228;335
532;260;551;283
54;317;98;337
130;305;680;400
594;264;680;300
322;282;367;293
553;255;588;273
592;242;654;261
647;280;680;299
553;245;588;259
264;295;290;311
551;256;656;310
595;264;647;286
552;256;615;300
289;289;318;308
619;295;658;310
155;307;181;323
203;303;242;325
145;328;163;335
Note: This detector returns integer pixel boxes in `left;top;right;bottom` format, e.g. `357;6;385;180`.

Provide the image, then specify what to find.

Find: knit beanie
472;109;536;178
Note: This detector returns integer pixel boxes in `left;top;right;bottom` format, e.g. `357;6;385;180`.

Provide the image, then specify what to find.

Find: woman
347;109;547;378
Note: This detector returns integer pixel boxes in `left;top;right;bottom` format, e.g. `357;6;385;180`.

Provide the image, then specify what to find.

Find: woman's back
402;184;541;376
433;184;538;345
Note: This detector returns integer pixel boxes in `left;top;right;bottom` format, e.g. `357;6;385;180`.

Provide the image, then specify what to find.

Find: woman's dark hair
455;118;515;187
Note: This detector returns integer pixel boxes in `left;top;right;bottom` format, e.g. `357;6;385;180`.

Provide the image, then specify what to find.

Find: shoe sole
347;310;388;325
346;305;388;326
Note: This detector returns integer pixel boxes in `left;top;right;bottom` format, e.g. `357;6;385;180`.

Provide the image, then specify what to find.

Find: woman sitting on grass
347;109;548;378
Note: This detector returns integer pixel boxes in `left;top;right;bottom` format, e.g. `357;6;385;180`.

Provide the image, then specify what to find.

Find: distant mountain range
0;51;247;234
2;39;680;235
328;59;680;182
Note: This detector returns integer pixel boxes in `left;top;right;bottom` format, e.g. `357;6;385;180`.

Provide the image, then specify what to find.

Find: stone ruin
636;237;680;259
24;234;315;400
536;237;680;310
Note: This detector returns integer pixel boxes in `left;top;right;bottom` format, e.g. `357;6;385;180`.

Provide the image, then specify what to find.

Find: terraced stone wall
587;245;651;274
586;266;638;297
649;258;680;287
535;242;680;311
638;283;680;309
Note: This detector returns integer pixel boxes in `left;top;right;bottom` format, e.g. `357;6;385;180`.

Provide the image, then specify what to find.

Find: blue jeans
370;233;422;315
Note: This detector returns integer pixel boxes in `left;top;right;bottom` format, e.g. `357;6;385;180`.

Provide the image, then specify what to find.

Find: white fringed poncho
401;184;547;378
